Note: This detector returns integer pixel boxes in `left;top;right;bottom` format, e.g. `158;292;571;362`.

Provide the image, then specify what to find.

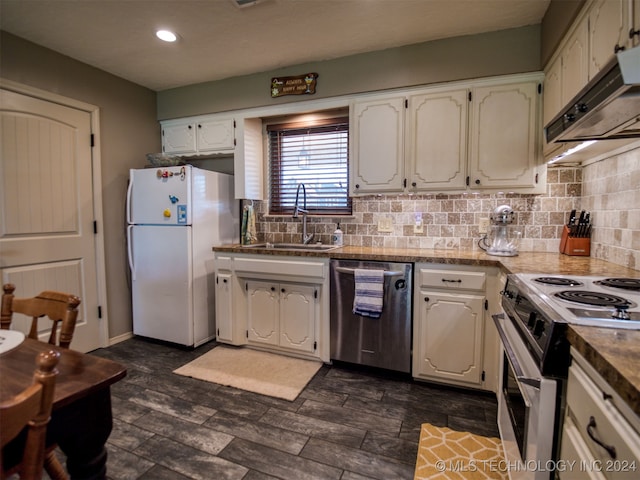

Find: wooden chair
1;284;81;349
1;284;81;480
0;349;60;480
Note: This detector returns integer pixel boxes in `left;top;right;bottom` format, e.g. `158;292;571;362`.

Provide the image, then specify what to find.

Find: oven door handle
492;313;541;390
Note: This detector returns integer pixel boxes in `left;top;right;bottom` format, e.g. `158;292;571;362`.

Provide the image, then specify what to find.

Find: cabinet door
543;55;563;128
563;19;589;103
196;118;235;152
588;0;631;78
279;284;316;353
415;291;484;386
407;89;467;191
215;272;234;343
634;0;640;47
350;96;405;194
246;280;279;346
162;122;196;154
468;81;540;189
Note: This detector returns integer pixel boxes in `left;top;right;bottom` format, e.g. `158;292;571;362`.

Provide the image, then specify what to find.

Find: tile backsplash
581;147;640;270
249;165;582;253
247;146;639;271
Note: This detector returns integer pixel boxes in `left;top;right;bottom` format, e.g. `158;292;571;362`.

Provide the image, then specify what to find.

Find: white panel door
129;225;193;345
0;88;101;352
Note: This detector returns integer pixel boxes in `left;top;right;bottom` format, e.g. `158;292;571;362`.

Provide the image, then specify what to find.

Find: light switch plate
479;217;490;234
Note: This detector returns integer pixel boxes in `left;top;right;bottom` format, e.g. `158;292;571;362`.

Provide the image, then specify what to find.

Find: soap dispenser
332;223;343;246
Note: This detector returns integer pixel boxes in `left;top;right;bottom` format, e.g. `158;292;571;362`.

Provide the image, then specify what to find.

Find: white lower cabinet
413;264;498;390
246;280;317;354
559;349;640;480
213;253;329;361
214;271;234;343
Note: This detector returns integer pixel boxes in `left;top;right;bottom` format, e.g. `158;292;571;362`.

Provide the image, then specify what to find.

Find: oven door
493;313;558;480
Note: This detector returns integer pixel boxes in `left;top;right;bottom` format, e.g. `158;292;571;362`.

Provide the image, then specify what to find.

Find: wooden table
1;338;126;479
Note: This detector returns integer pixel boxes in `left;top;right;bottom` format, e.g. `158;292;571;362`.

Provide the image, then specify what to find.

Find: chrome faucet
293;183;314;244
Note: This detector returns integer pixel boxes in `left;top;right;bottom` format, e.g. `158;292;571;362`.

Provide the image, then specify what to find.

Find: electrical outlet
414;212;423;234
377;216;393;233
479;217;490;234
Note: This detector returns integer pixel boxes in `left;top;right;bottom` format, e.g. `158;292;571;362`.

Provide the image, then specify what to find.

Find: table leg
48;388;114;480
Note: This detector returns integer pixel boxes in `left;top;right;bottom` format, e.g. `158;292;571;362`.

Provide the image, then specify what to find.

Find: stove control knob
527;311;537;328
533;319;546;338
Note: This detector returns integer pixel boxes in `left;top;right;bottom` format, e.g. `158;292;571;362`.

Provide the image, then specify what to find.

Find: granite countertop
213;244;640;416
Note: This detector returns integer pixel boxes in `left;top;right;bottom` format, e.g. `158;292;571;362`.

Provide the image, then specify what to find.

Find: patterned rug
414;423;508;480
173;345;323;401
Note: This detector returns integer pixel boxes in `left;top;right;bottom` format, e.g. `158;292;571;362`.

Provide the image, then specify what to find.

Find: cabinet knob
198;124;202;129
281;288;285;293
271;287;275;291
355;184;360;189
223;278;227;283
475;179;480;185
424;296;429;302
411;182;417;187
614;44;625;54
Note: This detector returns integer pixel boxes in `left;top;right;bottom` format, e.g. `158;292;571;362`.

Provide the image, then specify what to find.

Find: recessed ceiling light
156;30;178;42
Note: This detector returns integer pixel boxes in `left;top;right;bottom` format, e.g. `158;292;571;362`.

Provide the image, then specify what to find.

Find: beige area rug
173;346;323;401
414;423;508;480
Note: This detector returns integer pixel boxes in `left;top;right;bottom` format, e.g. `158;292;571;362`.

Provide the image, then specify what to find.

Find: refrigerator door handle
127;225;136;281
126;177;134;224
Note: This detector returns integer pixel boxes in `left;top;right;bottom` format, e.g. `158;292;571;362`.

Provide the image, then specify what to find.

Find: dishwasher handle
334;266;405;277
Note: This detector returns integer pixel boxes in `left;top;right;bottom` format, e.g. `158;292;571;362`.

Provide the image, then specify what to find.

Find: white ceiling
0;0;551;92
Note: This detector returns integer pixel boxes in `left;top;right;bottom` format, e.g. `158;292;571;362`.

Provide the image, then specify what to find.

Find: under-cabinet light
547;140;597;164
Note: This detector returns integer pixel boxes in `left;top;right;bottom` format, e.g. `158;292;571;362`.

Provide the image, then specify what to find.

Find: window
268;116;351;215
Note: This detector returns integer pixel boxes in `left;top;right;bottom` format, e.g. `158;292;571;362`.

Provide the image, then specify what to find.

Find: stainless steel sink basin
241;242;340;252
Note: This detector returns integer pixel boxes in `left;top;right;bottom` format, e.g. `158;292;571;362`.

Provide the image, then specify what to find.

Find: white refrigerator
126;165;239;346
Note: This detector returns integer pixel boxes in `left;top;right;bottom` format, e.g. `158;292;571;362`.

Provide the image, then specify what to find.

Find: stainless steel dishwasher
330;259;412;373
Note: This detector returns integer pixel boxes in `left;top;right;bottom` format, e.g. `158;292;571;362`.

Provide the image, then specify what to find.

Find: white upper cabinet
407;88;468;191
634;0;640;46
469;79;542;190
162;116;235;155
588;0;633;78
350;73;544;195
350;95;405;194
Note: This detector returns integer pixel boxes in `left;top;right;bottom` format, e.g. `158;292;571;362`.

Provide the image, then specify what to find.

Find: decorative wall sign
271;73;318;98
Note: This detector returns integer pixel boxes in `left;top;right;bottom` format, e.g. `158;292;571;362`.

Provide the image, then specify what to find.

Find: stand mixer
480;205;521;256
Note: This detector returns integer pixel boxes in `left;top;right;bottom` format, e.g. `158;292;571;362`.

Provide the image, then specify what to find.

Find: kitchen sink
241;242;340;252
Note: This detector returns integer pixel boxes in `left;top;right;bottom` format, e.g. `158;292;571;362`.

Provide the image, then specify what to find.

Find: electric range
501;274;640;378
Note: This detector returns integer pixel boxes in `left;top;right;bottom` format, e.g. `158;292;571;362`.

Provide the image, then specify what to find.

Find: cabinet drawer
418;268;485;291
566;364;640;479
560;415;607;480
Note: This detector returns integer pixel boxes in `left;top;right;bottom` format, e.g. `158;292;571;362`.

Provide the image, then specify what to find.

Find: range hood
545;46;640;143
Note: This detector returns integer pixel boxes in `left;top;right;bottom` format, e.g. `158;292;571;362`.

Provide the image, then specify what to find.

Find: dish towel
352;269;384;318
241;204;257;245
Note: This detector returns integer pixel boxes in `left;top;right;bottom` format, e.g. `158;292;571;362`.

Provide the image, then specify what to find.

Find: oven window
503;352;529;457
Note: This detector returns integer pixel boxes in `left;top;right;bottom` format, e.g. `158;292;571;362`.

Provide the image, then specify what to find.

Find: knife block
560;225;590;256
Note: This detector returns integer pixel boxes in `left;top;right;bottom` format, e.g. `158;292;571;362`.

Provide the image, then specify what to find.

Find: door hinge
403;178;407;188
234;138;237;146
245;282;248;291
538;83;542;95
233;120;236;128
468;91;472;102
314;289;318;299
466;176;470;186
90;134;95;147
535;173;539;184
97;305;102;319
216;276;219;284
485;299;488;310
93;220;98;234
314;341;317;351
246;330;249;338
405;99;408;109
217;328;219;336
481;371;486;382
